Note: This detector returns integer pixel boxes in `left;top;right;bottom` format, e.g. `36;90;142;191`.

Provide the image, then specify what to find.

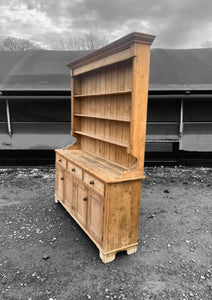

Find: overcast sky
0;0;212;49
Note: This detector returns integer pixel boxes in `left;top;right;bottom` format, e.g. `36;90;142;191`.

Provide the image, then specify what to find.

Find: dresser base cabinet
55;162;141;263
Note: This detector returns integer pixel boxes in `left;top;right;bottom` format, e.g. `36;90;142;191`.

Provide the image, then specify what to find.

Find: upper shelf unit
67;32;155;170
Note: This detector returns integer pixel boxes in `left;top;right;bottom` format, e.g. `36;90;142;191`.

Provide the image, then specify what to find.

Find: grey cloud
1;0;212;48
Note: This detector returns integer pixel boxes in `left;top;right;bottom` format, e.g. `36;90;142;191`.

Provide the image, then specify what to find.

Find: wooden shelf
74;131;130;147
74;114;131;122
74;90;132;98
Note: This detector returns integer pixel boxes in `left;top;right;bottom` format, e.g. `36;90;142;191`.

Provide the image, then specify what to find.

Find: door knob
83;197;87;201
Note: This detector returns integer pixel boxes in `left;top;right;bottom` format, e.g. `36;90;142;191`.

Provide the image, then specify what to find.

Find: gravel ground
0;166;212;300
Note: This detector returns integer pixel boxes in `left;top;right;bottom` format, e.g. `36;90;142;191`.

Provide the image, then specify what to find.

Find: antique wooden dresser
55;32;155;263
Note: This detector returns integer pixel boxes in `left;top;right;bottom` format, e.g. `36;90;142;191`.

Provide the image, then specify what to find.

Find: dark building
0;48;212;162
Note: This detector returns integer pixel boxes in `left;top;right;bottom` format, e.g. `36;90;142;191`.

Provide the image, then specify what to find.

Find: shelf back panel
75;118;130;144
81;136;136;169
72;59;134;166
75;60;132;96
74;94;131;120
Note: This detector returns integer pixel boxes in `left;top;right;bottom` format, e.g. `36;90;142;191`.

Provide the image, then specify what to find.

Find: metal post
179;98;184;150
6;100;12;136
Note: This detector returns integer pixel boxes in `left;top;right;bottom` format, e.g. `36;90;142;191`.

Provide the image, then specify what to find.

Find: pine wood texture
55;32;155;263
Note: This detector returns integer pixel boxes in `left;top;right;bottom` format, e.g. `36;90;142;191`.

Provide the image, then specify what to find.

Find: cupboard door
55;166;65;201
64;171;75;215
75;179;87;228
88;191;104;245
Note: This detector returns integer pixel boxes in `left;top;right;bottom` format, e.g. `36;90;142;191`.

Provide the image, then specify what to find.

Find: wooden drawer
68;161;82;180
56;154;66;169
84;172;105;196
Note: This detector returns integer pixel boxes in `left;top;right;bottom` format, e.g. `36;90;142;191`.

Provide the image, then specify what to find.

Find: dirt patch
0;166;212;299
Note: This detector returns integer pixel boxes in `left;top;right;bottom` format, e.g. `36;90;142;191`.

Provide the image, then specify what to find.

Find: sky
0;0;212;49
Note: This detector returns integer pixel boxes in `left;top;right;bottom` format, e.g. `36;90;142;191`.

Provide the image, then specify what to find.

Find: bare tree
82;33;108;50
200;40;212;48
53;36;83;50
51;32;108;50
0;37;42;51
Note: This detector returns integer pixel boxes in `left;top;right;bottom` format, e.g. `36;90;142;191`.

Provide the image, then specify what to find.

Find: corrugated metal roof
0;50;90;91
0;51;25;86
149;48;212;91
1;48;212;91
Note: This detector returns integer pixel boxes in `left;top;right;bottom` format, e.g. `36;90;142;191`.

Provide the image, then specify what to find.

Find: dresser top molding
67;32;155;70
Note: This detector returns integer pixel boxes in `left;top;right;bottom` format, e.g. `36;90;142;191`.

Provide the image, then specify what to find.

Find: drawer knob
71;168;75;172
90;180;94;185
83;197;87;201
60;177;64;180
58;159;62;162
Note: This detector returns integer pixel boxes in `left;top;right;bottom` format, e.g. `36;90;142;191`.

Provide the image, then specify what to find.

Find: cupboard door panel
64;171;75;214
75;179;87;227
55;166;64;201
88;191;104;245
